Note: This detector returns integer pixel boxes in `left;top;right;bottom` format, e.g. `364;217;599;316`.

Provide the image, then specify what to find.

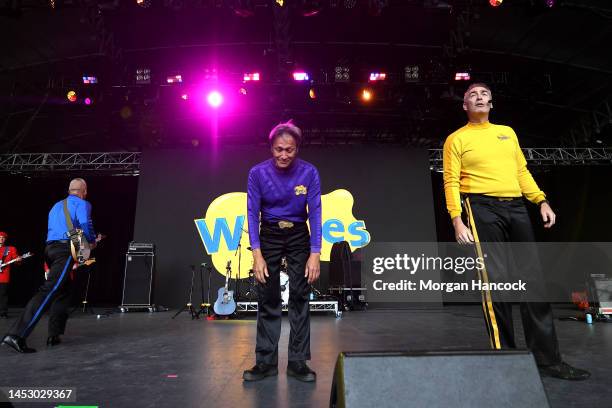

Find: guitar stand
172;265;199;320
242;270;258;302
196;264;213;318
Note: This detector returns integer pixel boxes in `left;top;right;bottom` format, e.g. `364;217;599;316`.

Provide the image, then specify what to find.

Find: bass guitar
213;260;236;315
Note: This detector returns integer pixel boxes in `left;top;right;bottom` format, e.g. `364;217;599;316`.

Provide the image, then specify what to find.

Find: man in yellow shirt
443;82;589;381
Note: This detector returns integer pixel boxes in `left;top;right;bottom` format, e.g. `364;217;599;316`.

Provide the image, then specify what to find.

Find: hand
305;253;321;285
252;249;269;284
540;202;556;228
16;256;22;262
453;217;474;245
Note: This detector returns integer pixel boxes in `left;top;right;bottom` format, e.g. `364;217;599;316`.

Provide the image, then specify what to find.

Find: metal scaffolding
429;147;612;172
0;152;141;175
1;149;611;175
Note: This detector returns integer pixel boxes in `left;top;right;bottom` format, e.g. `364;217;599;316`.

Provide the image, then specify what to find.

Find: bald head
68;178;88;199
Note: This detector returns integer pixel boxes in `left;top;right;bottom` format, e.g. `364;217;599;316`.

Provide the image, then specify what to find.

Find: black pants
8;242;74;339
464;195;561;366
0;282;8;314
256;223;311;365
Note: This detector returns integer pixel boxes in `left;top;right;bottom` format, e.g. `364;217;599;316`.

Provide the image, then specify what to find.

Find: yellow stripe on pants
464;197;501;350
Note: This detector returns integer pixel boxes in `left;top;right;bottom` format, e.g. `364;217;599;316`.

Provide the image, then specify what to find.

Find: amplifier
128;241;155;253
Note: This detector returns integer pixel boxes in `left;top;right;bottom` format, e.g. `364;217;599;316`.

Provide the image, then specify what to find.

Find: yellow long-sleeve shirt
443;121;546;219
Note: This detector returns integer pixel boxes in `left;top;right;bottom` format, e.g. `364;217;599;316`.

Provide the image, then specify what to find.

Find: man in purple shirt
243;121;322;383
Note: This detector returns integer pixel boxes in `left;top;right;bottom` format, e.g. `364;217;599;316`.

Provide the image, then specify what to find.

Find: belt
47;240;70;244
262;220;306;229
465;194;522;202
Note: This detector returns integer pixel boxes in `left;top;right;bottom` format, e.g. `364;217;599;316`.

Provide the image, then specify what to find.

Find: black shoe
243;363;278;381
1;335;37;353
539;361;590;381
287;361;316;382
47;335;61;346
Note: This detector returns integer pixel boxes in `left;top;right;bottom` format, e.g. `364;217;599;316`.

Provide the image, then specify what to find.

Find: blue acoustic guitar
213;260;236;316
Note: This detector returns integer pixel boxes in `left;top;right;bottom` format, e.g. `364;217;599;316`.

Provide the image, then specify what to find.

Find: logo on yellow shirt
294;185;307;195
497;134;510;140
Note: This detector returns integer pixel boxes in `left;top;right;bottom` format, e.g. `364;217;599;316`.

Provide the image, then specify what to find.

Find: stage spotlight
404;65;419;83
166;74;182;84
136;0;151;8
84;97;93;105
120;106;133;119
66;90;77;103
489;0;502;6
454;72;471;81
82;76;98;84
207;91;223;108
335;66;350;83
181;93;189;100
239;87;248;95
309;88;316;99
243;72;260;82
292;72;310;81
369;72;386;82
544;0;555;7
135;68;151;84
361;88;373;102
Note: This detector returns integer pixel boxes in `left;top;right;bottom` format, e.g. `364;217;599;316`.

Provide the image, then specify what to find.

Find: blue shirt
247;158;322;253
47;195;96;244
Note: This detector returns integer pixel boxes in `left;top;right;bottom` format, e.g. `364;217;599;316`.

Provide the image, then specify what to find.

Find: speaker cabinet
121;253;155;307
330;350;549;408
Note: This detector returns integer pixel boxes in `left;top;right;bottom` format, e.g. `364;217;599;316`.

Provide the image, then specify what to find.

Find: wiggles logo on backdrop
194;189;370;277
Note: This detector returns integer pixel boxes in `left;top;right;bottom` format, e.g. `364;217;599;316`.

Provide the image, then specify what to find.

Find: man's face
463;86;492;115
271;133;298;169
0;236;5;246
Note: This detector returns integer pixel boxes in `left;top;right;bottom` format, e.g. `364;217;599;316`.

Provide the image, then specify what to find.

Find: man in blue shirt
2;178;97;353
243;121;322;382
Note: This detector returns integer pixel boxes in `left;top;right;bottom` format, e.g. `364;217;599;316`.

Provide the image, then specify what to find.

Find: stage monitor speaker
122;253;155;306
330;350;549;408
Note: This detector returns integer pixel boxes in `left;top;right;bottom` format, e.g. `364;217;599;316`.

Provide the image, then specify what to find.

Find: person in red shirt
0;232;22;318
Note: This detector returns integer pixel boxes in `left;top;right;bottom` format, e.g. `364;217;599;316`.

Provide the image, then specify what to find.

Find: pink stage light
454;72;471;81
292;72;310;81
84;97;93;105
207;91;224;108
369;72;386;81
181;93;189;100
243;72;260;82
166;75;182;84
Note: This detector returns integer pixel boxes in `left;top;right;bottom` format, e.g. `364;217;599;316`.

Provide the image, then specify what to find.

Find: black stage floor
1;305;610;408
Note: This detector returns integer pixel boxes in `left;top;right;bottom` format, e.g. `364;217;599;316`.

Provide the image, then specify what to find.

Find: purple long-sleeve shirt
247;158;322;253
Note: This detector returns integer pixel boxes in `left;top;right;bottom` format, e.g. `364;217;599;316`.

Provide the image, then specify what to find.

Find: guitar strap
63;199;80;262
62;199;75;231
1;246;9;264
